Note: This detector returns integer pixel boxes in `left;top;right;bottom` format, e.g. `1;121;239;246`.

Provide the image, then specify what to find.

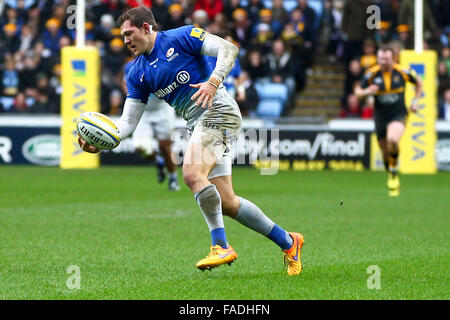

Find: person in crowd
340;93;362;118
230;8;252;47
361;95;375;119
294;0;317;42
9;91;30;113
438;88;450;121
192;9;209;29
245;0;265;23
41;18;64;55
243;49;269;82
103;38;127;78
360;39;377;70
0;57;20;110
194;0;223;21
18;24;37;54
166;3;186;30
223;0;243;23
341;0;370;64
395;24;413;50
266;39;296;97
235;70;259;117
398;0;438;42
438;60;450;98
152;0;170;29
272;0;289;25
250;23;275;56
345;59;363;101
1;23;21;55
256;9;282;39
374;21;392;46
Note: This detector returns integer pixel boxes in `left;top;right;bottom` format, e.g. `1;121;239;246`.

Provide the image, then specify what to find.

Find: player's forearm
201;33;239;86
354;86;369;99
414;79;423;100
115;98;146;139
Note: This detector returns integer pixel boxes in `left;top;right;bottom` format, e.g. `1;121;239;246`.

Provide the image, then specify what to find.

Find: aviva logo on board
71;60;86;77
399;50;437;174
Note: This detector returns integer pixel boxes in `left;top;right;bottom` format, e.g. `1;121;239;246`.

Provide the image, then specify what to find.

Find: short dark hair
117;7;159;31
378;44;395;56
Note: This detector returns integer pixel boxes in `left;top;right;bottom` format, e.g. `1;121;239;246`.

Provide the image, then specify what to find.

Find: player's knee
387;137;399;149
182;169;205;190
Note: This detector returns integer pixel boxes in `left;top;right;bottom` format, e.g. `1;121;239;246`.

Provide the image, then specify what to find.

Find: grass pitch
0;166;448;300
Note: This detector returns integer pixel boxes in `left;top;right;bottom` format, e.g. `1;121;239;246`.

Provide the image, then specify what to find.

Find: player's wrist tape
207;81;218;88
207;77;221;89
412;98;418;104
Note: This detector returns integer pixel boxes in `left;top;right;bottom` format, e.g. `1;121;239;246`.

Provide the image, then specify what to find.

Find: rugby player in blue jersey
79;7;304;275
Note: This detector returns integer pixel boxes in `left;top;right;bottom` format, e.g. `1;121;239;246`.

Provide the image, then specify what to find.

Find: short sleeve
404;68;418;84
126;66;149;104
173;25;206;56
124;61;133;82
360;70;372;89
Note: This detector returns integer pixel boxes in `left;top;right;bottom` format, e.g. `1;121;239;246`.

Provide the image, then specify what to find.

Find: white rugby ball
76;112;121;150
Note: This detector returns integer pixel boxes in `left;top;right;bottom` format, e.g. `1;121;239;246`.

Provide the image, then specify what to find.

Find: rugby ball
76;112;121;150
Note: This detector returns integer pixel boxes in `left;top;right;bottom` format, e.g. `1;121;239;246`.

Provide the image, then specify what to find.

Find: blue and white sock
194;184;228;248
156;154;165;167
169;171;178;181
234;197;293;250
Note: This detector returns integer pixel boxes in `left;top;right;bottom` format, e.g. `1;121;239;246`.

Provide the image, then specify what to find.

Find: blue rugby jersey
126;25;212;115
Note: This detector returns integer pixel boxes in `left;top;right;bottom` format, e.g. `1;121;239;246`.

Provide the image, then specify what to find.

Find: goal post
60;0;100;169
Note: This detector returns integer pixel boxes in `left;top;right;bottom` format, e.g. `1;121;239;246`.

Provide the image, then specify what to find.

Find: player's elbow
225;41;239;60
230;42;239;57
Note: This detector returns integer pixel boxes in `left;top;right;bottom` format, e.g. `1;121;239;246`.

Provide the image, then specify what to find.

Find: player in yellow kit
355;45;423;196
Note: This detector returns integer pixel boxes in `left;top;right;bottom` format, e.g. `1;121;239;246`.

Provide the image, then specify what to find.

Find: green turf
0;166;448;300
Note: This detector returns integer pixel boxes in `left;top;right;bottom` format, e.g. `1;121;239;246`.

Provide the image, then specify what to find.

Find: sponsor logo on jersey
154;71;191;98
167;52;179;62
154;82;179;98
166;48;174;57
374;77;383;84
176;71;190;84
190;28;206;41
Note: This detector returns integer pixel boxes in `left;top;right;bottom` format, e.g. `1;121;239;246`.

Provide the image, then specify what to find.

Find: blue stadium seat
283;0;298;12
258;83;289;104
256;99;284;118
241;0;298;11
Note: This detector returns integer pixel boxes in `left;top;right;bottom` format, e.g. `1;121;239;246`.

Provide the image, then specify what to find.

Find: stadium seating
257;82;288;104
254;82;289;118
239;0;298;12
256;98;284;118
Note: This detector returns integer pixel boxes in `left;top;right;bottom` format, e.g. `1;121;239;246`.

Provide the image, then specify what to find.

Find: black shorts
374;107;407;140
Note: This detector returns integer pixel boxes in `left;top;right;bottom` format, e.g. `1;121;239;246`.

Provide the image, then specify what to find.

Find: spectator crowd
0;0;449;120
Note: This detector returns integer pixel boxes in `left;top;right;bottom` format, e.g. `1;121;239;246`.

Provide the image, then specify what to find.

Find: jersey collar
145;31;160;60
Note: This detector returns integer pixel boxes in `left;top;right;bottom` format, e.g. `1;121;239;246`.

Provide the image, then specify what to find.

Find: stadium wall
0;116;449;172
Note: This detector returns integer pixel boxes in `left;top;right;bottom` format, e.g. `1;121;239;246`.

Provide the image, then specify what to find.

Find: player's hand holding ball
78;136;101;153
76;112;121;154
